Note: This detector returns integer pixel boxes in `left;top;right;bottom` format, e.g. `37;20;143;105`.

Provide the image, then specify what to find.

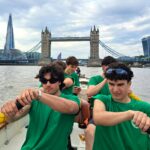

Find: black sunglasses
106;68;128;75
40;77;59;84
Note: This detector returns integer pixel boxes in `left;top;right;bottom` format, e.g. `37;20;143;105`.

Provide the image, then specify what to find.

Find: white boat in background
0;78;88;150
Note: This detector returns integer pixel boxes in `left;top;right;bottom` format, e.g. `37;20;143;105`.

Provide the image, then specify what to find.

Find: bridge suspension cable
26;41;41;52
99;40;127;57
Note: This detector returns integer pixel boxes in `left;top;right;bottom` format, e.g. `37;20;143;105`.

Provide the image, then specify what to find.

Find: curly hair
35;64;65;90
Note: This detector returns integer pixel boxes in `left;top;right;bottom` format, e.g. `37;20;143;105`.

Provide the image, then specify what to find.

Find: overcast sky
0;0;149;58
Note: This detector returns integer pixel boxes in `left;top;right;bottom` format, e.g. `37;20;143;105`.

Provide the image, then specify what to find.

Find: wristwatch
38;90;42;99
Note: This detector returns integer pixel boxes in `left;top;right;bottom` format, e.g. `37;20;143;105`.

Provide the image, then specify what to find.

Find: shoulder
89;75;102;84
93;94;112;104
64;73;74;82
64;73;71;78
131;98;150;111
90;75;103;81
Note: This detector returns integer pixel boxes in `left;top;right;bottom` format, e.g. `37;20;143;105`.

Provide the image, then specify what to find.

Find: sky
0;0;150;59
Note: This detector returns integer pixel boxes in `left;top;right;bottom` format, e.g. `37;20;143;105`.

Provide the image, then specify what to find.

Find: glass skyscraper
142;36;150;57
4;14;15;54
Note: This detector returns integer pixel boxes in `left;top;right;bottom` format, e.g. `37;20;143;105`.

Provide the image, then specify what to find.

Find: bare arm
93;99;150;132
39;92;79;114
17;89;79;114
63;77;74;88
93;99;133;126
87;79;107;97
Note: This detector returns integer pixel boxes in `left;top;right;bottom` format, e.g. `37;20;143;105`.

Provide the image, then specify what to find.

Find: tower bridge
39;26;100;66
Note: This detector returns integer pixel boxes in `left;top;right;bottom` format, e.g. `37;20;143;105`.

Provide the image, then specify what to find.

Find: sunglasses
40;77;59;84
106;68;128;75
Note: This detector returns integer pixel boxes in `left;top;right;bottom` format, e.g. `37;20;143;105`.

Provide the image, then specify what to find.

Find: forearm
93;110;133;126
11;105;30;121
87;79;107;97
5;105;30;123
39;92;79;114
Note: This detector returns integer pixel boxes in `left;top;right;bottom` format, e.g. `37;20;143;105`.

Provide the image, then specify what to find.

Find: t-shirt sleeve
93;94;110;106
88;75;104;86
134;100;150;116
72;73;80;87
65;74;74;83
64;94;81;107
88;76;97;85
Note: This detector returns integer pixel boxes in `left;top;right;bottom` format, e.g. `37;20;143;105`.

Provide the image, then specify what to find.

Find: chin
112;95;121;100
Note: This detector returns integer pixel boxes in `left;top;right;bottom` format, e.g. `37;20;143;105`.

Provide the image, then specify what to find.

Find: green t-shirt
71;72;80;87
62;72;80;95
21;93;80;150
93;95;150;150
88;75;110;95
62;73;74;95
88;75;110;107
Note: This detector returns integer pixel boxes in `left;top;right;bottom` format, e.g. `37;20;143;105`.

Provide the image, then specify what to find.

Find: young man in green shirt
85;56;117;150
62;56;81;95
93;62;150;150
0;64;80;150
56;57;90;125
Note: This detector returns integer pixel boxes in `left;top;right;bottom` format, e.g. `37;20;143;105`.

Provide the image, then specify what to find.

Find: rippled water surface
0;66;150;106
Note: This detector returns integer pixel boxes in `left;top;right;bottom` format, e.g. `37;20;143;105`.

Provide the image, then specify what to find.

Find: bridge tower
87;26;101;67
38;27;51;65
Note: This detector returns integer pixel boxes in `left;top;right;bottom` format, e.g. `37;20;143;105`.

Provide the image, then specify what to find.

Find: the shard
4;14;15;54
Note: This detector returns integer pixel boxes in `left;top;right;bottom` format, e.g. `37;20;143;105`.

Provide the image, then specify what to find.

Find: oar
0;101;23;123
146;128;150;134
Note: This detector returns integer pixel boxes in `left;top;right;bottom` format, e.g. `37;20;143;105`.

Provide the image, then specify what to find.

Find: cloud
0;0;149;58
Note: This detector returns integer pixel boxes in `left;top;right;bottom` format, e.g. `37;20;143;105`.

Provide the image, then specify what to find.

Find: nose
46;81;51;85
113;85;118;93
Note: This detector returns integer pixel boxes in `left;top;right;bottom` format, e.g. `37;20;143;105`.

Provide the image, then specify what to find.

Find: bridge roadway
50;37;90;41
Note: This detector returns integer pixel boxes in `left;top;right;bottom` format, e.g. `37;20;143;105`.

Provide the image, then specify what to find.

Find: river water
0;66;150;106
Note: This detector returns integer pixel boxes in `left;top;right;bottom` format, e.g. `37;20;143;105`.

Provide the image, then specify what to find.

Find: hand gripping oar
131;120;150;134
0;101;23;123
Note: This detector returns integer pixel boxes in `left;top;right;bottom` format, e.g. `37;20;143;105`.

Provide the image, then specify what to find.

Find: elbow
68;107;79;114
93;113;107;126
93;114;99;125
67;103;79;114
86;91;92;98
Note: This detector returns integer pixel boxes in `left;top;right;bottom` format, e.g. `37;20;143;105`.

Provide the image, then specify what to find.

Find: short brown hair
66;56;79;66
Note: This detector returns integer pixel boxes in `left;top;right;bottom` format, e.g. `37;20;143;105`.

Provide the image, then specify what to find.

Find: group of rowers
0;56;150;150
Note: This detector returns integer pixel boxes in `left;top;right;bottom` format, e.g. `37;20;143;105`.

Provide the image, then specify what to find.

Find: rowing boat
0;78;88;150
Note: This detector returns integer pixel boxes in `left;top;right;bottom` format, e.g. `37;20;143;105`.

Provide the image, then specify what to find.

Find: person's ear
128;81;131;87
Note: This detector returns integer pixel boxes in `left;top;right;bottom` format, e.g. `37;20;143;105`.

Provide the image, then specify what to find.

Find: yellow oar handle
0;112;6;123
129;92;141;101
0;101;23;124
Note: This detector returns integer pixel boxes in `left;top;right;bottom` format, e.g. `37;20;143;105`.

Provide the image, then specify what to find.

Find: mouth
113;93;120;97
45;88;53;93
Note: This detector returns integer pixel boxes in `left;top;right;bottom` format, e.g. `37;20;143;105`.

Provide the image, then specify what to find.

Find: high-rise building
142;36;150;57
4;14;15;54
